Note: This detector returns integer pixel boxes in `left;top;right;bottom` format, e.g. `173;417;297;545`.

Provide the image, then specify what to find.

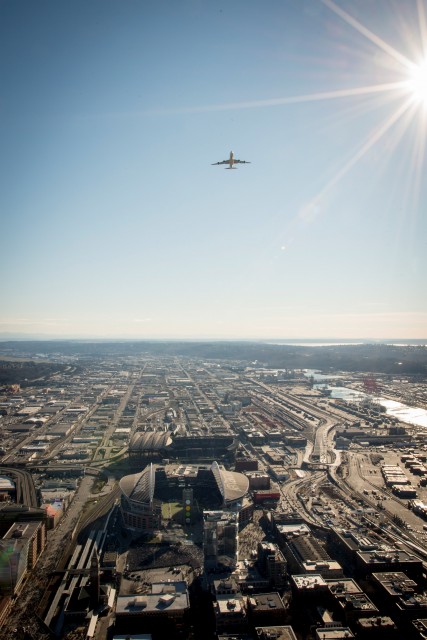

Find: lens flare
408;58;427;107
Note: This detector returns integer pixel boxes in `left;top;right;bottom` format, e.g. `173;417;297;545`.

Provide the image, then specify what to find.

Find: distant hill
0;360;76;386
0;340;426;376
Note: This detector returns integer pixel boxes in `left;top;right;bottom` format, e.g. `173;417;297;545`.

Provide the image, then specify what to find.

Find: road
0;465;38;507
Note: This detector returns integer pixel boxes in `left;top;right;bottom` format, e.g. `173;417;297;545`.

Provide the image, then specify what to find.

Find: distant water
305;369;342;381
326;386;366;402
313;382;427;429
268;341;365;346
305;367;427;429
378;398;427;429
267;339;426;346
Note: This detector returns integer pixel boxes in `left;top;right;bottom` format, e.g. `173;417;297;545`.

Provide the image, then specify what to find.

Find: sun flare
408;58;427;107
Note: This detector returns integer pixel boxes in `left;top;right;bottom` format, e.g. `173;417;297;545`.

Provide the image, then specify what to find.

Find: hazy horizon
0;332;425;345
1;0;426;340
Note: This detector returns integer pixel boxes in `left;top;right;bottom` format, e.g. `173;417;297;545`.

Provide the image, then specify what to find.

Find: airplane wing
212;160;229;165
234;159;250;164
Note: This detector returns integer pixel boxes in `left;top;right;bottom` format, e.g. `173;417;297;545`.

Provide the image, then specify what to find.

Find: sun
408;58;427;108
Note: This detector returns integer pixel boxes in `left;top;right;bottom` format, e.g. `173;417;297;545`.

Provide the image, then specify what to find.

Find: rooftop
314;627;355;639
248;593;285;612
116;584;189;616
119;464;155;503
211;461;249;504
255;626;298;640
371;571;418;596
291;574;328;590
215;595;246;615
326;579;363;595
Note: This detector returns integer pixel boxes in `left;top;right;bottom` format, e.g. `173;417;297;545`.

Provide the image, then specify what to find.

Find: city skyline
1;0;426;340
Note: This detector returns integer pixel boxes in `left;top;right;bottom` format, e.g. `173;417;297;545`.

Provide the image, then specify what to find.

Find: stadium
119;461;250;533
128;433;238;463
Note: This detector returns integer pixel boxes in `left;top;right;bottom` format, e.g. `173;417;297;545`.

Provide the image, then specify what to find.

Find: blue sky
1;0;426;340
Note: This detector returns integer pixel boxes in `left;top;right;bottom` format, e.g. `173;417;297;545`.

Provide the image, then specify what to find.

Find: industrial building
370;571;427;623
281;530;343;579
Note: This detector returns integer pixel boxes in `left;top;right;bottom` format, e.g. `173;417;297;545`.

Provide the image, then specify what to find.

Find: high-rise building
203;511;238;570
258;542;287;589
0;520;46;595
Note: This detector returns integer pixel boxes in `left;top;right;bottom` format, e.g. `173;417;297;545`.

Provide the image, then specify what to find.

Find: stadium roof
119;462;248;506
211;461;249;505
119;464;155;503
129;431;172;452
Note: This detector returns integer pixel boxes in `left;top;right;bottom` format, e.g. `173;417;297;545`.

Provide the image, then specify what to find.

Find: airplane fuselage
212;150;250;169
226;151;236;169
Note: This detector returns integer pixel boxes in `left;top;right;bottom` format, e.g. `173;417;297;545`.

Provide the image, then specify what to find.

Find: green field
162;502;183;519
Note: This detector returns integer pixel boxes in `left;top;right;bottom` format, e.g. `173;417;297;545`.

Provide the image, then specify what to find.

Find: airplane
212;151;251;169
